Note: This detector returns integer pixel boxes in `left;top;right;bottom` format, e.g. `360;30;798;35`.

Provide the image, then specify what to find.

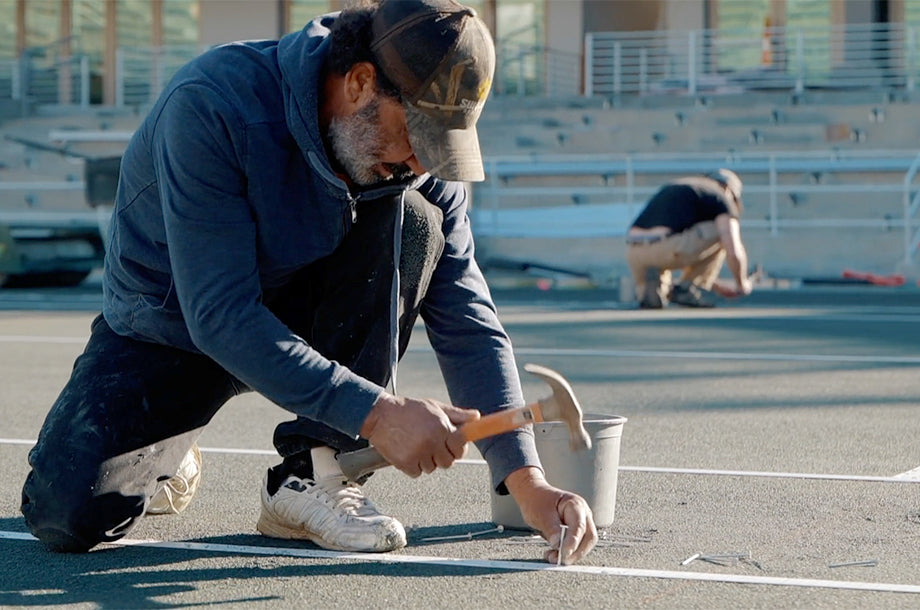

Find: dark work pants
21;192;444;552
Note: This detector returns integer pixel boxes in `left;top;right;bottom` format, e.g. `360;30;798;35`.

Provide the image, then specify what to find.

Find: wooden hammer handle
456;403;544;442
337;403;543;482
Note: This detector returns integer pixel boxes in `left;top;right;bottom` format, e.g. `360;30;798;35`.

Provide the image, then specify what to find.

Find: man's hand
711;277;753;298
505;467;597;565
359;393;480;478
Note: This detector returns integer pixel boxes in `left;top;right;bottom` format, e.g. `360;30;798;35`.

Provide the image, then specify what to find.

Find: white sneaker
256;450;406;552
147;444;202;515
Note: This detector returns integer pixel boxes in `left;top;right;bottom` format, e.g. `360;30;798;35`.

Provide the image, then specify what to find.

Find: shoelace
150;474;191;513
311;478;378;516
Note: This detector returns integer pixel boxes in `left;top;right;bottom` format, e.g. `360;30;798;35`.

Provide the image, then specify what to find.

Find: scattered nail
420;525;504;542
828;559;879;568
699;556;735;567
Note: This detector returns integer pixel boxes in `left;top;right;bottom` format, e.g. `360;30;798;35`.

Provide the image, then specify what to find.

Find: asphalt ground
1;277;919;609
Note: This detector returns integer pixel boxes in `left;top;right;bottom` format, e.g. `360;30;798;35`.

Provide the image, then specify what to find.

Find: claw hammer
336;363;591;482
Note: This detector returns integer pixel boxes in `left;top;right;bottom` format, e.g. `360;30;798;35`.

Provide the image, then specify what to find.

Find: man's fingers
443;404;480;426
446;429;469;460
396;460;422;478
565;518;597;564
558;497;598;565
433;444;457;470
419;456;437;474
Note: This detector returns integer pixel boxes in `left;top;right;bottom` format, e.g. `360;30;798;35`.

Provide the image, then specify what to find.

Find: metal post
613;42;622;95
584;33;594;97
795;30;805;94
517;49;525;96
115;48;124;108
902;153;920;265
769;155;778;236
80;56;90;108
626;155;634;206
18;52;29;117
639;48;648;93
154;47;165;103
908;26;916;92
688;32;697;96
11;59;21;100
904;168;911;266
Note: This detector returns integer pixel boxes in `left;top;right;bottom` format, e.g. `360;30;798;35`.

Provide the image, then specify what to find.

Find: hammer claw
525;363;592;452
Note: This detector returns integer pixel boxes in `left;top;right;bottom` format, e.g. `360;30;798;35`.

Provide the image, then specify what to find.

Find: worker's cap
706;168;743;203
371;0;494;182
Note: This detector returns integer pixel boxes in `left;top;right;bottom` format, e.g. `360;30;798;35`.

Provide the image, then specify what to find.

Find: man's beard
329;98;415;187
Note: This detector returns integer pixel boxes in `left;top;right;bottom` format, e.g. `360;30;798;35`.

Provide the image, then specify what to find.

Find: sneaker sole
256;512;406;553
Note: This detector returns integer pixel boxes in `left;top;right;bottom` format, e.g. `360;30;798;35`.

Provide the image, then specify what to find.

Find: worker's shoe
639;267;665;309
670;282;716;308
257;448;406;552
147;443;202;515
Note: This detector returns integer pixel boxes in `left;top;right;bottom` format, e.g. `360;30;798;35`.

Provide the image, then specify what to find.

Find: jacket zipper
348;193;359;223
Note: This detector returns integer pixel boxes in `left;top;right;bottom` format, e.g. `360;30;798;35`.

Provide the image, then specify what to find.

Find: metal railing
0;43;201;112
495;42;582;97
472;149;920;267
114;45;201;107
586;22;920;97
4;21;920;108
0;59;19;100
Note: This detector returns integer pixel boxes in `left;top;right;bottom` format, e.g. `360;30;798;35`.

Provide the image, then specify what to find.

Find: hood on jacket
278;13;338;169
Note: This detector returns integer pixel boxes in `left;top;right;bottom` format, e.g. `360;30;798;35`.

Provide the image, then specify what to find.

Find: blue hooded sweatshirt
102;13;539;489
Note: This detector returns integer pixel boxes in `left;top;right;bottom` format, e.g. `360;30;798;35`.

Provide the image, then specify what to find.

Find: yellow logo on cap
477;78;492;101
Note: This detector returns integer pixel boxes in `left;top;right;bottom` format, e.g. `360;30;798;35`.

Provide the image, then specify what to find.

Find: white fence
472;150;920;267
586;22;920;97
114;45;202;107
0;44;201;110
4;21;920;108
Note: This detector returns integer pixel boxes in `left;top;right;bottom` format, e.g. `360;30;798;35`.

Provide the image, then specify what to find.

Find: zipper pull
349;197;358;223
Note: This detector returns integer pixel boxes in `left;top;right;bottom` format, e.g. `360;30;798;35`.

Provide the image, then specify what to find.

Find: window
715;0;770;71
0;1;15;59
289;0;334;33
163;0;199;47
494;0;544;95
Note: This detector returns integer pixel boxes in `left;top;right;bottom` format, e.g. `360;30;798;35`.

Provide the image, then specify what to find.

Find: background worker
21;0;596;565
625;168;753;308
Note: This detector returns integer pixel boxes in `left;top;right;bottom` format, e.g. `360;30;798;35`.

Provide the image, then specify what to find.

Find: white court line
618;465;920;484
893;466;920;481
2;438;918;483
1;531;918;594
504;347;920;364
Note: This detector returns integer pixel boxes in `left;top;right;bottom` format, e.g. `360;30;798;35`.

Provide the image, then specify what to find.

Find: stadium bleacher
1;84;919;288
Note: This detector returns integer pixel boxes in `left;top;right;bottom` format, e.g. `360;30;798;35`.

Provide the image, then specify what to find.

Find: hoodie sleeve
151;83;382;437
418;179;542;491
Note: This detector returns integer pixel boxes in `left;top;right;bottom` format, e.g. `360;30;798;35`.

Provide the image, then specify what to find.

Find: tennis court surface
1;281;919;608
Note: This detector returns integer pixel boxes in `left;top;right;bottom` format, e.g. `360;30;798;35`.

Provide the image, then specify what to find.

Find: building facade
1;0;918;105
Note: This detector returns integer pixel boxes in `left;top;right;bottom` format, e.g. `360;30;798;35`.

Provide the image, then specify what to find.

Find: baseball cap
706;168;743;203
370;0;495;182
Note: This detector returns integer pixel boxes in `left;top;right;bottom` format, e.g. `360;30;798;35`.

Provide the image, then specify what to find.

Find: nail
828;559;878;568
420;525;504;542
557;524;568;566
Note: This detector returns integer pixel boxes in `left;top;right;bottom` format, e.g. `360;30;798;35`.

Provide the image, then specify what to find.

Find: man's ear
343;62;378;107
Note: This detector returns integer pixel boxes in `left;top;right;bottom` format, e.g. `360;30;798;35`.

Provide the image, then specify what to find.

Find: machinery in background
0;139;119;288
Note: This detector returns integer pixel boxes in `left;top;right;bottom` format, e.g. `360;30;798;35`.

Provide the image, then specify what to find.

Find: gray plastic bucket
490;415;627;530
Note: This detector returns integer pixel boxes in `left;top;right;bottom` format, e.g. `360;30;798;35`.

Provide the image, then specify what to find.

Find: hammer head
524;363;592;452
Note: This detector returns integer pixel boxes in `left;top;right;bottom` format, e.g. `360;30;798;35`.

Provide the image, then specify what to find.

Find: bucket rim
581;414;628;425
